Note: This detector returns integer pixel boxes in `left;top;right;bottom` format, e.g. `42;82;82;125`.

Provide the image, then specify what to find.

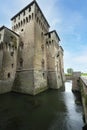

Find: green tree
67;68;73;74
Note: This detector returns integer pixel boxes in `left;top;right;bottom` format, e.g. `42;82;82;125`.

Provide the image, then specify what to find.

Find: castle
0;0;65;95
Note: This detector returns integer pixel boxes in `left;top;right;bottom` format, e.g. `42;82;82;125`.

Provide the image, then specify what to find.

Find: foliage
81;73;87;76
65;73;72;76
67;68;73;75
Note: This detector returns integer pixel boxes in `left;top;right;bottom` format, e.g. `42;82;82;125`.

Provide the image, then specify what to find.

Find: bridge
65;72;87;129
65;72;81;92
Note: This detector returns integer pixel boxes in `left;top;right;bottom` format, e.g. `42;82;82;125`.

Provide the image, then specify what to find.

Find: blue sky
0;0;87;73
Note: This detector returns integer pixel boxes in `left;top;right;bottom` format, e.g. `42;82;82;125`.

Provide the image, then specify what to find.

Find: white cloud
64;46;87;73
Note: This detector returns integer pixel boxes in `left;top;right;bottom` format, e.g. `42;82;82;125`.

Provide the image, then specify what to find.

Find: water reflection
64;81;84;130
0;81;84;130
65;81;72;92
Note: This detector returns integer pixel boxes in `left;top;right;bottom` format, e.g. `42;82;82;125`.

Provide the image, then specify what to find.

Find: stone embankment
0;79;14;94
80;76;87;129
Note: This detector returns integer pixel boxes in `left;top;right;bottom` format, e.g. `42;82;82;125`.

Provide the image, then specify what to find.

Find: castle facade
0;0;65;95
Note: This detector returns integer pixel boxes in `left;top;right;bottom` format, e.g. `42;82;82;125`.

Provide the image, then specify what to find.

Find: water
0;81;84;130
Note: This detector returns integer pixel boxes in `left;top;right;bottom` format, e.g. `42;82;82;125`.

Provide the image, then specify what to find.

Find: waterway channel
0;81;84;130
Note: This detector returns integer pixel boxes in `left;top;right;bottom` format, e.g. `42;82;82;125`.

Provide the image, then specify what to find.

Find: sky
0;0;87;73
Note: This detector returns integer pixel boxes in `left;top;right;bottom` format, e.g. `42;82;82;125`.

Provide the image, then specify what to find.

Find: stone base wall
72;78;80;92
0;79;14;94
47;71;62;89
33;70;48;95
12;70;48;95
0;70;64;95
12;70;34;95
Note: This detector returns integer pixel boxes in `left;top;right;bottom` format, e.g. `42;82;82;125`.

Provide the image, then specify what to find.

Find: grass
81;73;87;76
65;73;72;76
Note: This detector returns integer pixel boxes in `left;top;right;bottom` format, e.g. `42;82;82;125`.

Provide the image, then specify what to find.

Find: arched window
21;21;23;26
32;13;33;19
18;22;20;27
29;15;31;21
37;17;38;23
26;17;28;23
23;19;25;24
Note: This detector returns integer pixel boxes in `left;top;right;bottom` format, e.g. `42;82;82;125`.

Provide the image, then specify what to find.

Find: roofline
0;25;4;31
59;46;64;52
11;0;50;28
45;30;60;41
0;26;19;37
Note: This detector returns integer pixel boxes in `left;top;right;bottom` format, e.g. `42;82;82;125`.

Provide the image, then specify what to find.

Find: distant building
0;0;65;95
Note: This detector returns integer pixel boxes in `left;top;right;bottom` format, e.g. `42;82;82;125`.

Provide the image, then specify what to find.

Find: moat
0;81;84;130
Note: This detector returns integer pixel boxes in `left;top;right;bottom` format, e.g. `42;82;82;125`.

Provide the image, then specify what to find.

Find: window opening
11;52;14;56
8;73;10;78
12;64;14;68
23;11;25;16
20;58;23;67
26;17;28;23
49;33;51;38
21;21;23;26
29;15;31;21
32;13;33;19
23;19;25;24
21;29;24;32
29;7;31;12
